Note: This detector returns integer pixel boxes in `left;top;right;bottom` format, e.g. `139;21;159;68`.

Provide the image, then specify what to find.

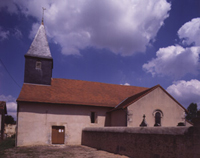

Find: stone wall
82;113;200;158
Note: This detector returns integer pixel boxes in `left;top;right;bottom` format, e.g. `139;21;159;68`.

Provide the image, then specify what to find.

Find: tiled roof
25;24;52;59
17;78;148;107
113;85;187;112
114;85;159;110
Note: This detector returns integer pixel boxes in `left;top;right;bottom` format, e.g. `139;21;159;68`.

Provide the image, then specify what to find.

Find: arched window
155;112;161;126
153;110;163;127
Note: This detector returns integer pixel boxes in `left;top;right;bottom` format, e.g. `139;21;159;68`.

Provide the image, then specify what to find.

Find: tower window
90;112;97;123
36;61;42;69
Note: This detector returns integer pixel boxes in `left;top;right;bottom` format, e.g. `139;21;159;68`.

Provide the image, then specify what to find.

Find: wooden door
52;126;65;144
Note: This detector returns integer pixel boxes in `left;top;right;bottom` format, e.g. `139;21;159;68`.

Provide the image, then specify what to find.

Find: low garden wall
82;115;200;158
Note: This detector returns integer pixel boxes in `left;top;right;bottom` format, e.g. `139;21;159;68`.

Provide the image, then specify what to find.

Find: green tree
186;103;198;122
5;115;16;125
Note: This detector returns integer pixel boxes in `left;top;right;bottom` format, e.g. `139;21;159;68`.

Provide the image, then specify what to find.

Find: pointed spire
25;24;52;59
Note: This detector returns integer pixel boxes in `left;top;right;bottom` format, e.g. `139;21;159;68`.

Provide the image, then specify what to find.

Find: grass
0;137;15;151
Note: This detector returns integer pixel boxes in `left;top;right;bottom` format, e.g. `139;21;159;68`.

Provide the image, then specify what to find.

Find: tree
5;115;16;125
186;103;198;123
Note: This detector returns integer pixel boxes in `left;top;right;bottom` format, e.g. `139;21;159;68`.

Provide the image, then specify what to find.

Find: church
16;22;191;146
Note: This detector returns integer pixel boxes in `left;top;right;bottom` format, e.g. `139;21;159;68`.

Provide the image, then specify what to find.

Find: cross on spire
140;114;147;127
42;7;46;25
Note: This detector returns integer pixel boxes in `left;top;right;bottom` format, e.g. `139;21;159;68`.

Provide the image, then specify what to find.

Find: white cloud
29;23;40;39
0;95;17;120
124;83;130;86
143;45;200;78
6;102;17;112
0;27;22;40
0;27;9;41
166;79;200;108
1;0;171;56
0;0;18;14
121;83;130;86
0;95;15;102
143;18;200;78
178;18;200;46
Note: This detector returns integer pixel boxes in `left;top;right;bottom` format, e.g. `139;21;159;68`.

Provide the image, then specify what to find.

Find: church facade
16;23;191;146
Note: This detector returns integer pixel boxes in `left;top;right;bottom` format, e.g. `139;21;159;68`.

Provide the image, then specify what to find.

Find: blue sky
0;0;200;119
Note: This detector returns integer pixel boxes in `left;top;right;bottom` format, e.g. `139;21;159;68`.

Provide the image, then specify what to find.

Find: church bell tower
24;22;53;85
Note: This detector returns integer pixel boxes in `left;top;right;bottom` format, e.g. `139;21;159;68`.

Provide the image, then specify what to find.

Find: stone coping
83;126;192;135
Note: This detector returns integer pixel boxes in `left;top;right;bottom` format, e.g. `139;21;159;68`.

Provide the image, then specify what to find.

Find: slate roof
17;78;148;107
25;24;52;59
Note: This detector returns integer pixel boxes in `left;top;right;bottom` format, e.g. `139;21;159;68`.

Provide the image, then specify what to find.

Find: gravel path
2;145;129;158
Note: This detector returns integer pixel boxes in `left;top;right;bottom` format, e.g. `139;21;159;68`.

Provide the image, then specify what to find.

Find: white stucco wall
127;87;187;127
17;102;111;146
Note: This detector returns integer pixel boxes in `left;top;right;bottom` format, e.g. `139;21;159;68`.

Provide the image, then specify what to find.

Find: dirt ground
2;145;129;158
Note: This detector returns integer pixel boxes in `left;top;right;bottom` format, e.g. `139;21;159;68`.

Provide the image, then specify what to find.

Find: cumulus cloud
178;18;200;46
6;102;17;112
121;83;130;86
143;17;200;78
0;95;17;120
0;95;15;102
0;0;171;56
0;27;9;41
143;45;200;78
29;23;41;39
166;79;200;108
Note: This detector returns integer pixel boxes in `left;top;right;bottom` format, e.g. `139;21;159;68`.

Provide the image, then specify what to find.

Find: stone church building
16;23;191;146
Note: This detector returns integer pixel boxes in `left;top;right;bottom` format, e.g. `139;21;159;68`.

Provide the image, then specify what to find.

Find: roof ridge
52;78;148;88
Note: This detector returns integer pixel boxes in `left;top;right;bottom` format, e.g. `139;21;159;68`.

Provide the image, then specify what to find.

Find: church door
52;126;65;144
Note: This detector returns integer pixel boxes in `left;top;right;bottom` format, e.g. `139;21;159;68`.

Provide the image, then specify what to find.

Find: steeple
24;22;53;85
25;24;52;59
41;7;46;25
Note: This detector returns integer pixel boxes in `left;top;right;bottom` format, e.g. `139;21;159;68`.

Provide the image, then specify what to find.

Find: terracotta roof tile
17;78;148;107
113;85;187;112
114;85;160;110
